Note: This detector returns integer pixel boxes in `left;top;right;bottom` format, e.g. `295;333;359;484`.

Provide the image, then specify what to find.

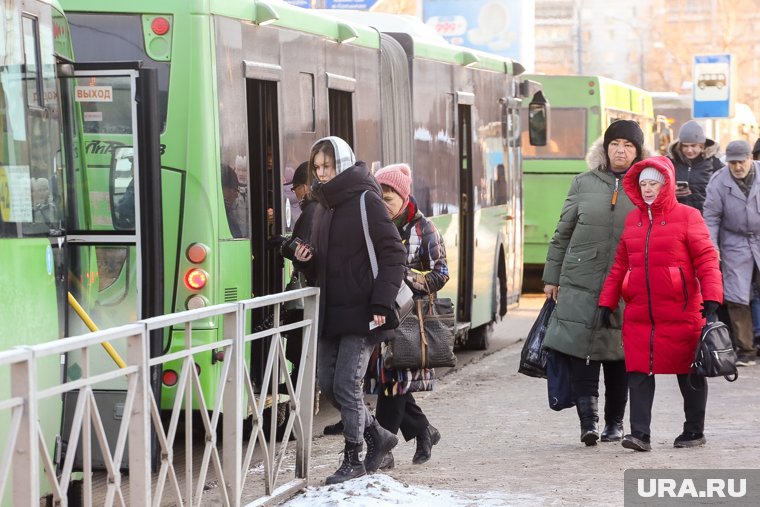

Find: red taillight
186;243;208;264
184;269;208;290
162;369;178;387
151;17;170;36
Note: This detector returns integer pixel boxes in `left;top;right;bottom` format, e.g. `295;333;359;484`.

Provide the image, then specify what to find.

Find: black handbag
360;191;415;326
546;349;575;411
518;298;555;378
383;296;456;369
283;271;305;311
691;321;738;383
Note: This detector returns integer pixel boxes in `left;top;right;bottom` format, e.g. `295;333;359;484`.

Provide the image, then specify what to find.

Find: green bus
57;0;547;451
520;74;662;279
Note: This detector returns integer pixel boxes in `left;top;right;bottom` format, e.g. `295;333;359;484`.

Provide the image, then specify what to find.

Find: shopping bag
383;297;456;369
518;298;555;378
546;349;575;411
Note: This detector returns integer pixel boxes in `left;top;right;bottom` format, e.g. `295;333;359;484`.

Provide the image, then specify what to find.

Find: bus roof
525;74;652;112
59;0;381;50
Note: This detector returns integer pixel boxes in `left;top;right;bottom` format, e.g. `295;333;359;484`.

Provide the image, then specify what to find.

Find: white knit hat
638;167;665;185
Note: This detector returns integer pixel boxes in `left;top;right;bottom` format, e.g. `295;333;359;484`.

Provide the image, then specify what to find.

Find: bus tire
467;323;492;350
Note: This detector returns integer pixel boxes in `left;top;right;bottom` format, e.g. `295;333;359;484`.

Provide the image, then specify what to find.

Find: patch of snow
282;474;540;506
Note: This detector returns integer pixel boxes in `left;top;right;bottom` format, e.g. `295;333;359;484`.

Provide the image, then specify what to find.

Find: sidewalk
296;296;760;506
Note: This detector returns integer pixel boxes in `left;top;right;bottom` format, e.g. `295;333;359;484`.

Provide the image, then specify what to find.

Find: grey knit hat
678;120;706;144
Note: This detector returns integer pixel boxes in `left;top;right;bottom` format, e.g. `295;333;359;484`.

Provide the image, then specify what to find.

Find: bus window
68;13;170;132
329;89;354;149
520;108;587;159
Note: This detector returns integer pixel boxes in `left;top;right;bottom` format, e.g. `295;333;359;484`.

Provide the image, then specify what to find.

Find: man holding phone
666;120;723;214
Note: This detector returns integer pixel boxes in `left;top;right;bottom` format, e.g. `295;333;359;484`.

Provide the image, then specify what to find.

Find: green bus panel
523;173;578;267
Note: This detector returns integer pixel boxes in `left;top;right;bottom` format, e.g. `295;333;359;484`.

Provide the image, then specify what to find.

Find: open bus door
58;62;162;471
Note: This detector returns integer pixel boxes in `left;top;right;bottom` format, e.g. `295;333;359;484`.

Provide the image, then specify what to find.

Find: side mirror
528;91;549;147
109;146;135;230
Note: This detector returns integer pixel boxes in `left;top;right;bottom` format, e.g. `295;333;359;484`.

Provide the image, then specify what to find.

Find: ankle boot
575;396;599;446
325;441;366;485
363;419;399;473
601;392;626;442
412;425;441;465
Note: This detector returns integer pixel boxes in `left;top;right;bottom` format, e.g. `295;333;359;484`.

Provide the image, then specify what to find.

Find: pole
67;292;127;368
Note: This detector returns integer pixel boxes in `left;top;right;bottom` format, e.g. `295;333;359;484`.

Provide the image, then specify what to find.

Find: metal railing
0;287;319;507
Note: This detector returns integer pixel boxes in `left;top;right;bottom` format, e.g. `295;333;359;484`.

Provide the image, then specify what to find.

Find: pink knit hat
375;163;412;214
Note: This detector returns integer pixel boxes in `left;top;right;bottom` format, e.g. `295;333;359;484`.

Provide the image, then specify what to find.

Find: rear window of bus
68;13;169;133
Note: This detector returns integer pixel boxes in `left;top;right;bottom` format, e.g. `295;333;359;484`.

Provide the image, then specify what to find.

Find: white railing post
11;350;38;506
127;324;151;506
296;291;319;480
222;306;243;505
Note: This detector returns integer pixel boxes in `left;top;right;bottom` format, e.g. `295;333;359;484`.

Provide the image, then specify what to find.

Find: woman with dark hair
295;136;406;484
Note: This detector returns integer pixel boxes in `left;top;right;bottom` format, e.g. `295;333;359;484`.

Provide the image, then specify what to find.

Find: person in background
703;140;760;367
221;164;244;238
599;156;723;452
543;120;649;447
369;163;449;469
666;120;722;214
752;140;760;349
294;136;406;484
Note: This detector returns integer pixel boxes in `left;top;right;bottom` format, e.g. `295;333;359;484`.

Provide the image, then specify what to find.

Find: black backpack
691;321;738;386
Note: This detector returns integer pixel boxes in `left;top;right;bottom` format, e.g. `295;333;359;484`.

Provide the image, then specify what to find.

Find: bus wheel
467;322;492;350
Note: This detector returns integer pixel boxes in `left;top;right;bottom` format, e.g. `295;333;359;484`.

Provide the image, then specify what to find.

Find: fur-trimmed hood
585;136;653;172
666;138;719;164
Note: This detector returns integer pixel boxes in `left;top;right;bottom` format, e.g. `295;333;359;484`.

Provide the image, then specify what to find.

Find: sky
281;474;543;506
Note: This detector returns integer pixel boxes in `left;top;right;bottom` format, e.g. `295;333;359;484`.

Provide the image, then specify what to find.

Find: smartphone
676;181;689;189
286;236;313;256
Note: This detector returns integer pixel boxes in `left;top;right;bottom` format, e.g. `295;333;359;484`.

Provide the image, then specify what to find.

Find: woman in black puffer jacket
295;136;406;485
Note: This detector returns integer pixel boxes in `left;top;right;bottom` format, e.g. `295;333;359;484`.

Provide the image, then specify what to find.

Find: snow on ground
281;474;541;506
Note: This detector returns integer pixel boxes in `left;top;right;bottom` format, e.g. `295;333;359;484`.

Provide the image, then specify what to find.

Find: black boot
379;452;395;470
601;392;626;442
576;396;599;446
323;420;344;436
412;425;441;465
363;419;399;473
325;441;366;485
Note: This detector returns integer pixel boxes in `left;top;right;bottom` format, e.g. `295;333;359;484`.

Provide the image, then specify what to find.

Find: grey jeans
318;333;374;444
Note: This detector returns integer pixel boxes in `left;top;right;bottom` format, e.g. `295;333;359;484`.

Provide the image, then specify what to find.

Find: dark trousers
727;302;757;358
628;372;707;437
568;355;628;410
376;392;429;441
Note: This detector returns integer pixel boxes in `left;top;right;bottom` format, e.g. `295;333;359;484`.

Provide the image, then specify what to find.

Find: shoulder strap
360;190;379;278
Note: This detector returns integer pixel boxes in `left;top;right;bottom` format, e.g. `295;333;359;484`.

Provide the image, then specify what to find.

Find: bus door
58;63;162;470
457;103;475;323
245;78;283;390
503;97;522;304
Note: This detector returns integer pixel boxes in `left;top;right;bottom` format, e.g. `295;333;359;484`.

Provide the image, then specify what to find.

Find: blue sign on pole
693;54;732;118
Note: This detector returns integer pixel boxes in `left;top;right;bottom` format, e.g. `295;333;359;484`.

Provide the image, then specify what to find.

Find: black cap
603;119;645;157
752;138;760;159
286;161;308;187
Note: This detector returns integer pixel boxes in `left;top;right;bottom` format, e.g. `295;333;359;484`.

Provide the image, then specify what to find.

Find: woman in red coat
598;155;723;452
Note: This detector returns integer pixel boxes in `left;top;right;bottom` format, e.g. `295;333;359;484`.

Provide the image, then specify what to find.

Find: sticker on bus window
84;111;103;122
0;165;33;222
75;85;114;102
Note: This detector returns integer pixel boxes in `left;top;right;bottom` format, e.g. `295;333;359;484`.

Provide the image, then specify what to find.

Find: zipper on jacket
611;177;620;210
679;267;688;311
645;206;656;375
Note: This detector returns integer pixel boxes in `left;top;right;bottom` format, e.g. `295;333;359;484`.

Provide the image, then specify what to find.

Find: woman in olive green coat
543;120;650;446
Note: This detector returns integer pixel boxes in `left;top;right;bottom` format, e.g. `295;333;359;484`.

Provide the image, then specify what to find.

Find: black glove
701;300;720;319
599;306;613;329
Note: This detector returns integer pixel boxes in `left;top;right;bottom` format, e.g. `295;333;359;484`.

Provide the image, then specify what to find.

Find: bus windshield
521;108;587;159
67;13;170;132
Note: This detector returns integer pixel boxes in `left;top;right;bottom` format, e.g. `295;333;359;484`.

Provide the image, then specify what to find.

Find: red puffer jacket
599;156;723;374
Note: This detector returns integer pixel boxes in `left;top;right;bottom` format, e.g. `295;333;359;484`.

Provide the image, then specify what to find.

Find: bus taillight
185;294;208;310
184;269;208;290
151;17;170;36
186;243;208;263
163;369;178;386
